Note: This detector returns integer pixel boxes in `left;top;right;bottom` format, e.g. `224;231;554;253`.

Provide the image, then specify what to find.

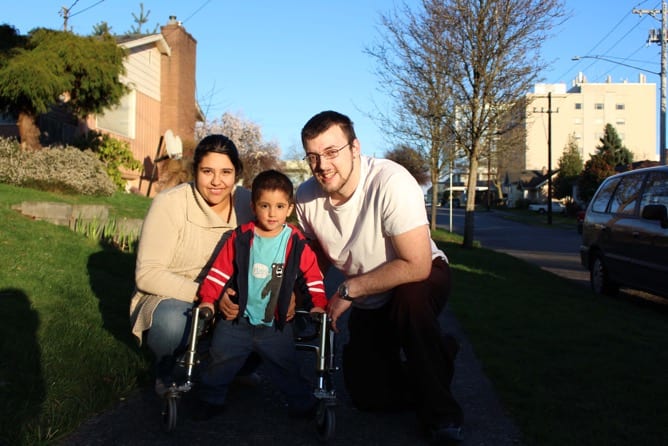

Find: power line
181;0;214;25
69;0;106;19
553;2;654;82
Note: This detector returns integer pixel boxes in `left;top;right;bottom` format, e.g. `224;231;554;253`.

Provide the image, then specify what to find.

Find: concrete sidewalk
60;214;528;446
61;303;523;446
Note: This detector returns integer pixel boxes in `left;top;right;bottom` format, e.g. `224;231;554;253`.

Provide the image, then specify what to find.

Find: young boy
194;169;327;420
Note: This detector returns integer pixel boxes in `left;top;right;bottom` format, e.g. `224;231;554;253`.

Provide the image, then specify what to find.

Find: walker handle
198;306;214;321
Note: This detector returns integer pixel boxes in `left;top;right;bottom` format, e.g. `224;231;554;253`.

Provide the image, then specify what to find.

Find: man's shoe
430;422;464;444
191;401;226;421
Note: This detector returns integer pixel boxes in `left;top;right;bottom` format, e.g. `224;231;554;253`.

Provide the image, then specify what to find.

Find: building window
573;117;582;125
616;103;625;110
574;103;582;110
96;89;136;139
595;103;604;110
616;118;625;125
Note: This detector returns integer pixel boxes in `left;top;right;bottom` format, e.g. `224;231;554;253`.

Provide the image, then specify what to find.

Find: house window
574;103;582;110
0;113;15;124
595;103;604;110
616;103;625;110
96;90;136;139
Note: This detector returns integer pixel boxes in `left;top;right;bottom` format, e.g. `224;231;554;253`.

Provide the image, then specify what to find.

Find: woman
130;134;254;393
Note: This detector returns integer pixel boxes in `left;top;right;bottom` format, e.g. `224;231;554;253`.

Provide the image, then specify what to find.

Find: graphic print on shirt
261;263;285;323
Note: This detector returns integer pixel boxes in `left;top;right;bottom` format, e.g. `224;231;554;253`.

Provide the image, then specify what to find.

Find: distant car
528;200;566;214
439;196;460;208
579;165;668;298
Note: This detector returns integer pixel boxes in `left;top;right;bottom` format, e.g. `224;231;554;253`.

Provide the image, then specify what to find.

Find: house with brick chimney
0;16;203;195
95;16;204;194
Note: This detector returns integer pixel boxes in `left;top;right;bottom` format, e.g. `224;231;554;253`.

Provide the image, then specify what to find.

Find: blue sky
7;1;665;159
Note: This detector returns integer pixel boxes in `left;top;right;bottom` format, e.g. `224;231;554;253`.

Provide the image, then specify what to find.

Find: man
294;110;463;443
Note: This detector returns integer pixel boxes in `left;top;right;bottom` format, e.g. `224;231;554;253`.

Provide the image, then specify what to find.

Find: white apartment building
524;73;657;171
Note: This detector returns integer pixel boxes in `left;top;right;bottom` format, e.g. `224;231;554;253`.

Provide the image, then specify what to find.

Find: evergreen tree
553;133;584;199
92;22;113;36
0;27;127;149
577;148;616;204
128;3;159;35
596;123;633;167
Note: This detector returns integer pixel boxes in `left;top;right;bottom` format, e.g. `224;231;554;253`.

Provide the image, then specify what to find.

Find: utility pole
60;6;70;31
533;92;559;224
634;1;668;165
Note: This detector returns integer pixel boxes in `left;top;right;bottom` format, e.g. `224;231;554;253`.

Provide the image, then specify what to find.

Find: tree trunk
17;111;41;150
463;155;479;248
430;172;439;231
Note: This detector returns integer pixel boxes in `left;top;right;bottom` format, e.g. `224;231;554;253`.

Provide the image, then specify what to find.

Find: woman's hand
218;288;239;319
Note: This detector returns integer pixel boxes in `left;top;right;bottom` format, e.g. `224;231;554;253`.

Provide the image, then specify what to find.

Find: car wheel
590;254;619;296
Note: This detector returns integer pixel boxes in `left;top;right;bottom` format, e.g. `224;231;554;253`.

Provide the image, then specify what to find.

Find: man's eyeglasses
302;142;351;165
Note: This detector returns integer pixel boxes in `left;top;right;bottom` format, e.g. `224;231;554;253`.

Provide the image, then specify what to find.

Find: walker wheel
161;394;178;432
315;400;335;441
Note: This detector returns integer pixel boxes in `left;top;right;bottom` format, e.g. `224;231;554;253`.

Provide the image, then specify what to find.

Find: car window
591;177;620;213
609;174;644;216
640;171;668;209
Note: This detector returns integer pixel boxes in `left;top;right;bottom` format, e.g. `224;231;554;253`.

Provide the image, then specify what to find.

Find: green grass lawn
1;184;666;445
0;184;152;445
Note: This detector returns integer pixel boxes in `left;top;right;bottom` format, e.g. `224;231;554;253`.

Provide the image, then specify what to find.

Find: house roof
117;33;171;56
503;169;559;190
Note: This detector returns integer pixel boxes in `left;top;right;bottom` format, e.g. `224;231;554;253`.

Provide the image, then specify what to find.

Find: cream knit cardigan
129;182;252;343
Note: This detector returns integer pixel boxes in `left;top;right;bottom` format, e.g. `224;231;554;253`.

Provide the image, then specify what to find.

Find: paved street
432;205;667;306
432;205;588;286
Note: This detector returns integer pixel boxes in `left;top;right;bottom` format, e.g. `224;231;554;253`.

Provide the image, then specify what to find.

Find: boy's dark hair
251;169;294;203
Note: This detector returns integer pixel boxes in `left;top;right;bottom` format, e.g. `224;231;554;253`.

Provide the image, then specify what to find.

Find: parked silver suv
580;165;668;298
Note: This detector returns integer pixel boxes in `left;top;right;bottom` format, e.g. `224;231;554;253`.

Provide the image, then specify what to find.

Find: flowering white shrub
0;138;117;196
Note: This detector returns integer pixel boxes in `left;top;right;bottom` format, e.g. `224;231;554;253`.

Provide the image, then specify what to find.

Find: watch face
338;283;347;297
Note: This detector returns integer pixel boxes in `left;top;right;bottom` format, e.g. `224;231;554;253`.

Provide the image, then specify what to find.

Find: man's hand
218;288;239;319
327;294;352;333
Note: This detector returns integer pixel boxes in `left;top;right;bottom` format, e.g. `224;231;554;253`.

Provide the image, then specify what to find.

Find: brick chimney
160;16;199;145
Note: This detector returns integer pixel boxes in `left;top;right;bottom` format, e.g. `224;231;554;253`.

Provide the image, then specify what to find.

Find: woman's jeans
145;298;192;383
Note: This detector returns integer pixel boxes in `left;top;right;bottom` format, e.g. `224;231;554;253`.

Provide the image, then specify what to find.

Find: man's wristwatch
337;282;354;301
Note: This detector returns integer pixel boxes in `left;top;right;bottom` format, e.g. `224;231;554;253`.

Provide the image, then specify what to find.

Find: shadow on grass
86;246;142;351
0;288;44;445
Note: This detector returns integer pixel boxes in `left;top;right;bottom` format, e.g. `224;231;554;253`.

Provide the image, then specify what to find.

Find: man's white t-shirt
295;155;447;309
